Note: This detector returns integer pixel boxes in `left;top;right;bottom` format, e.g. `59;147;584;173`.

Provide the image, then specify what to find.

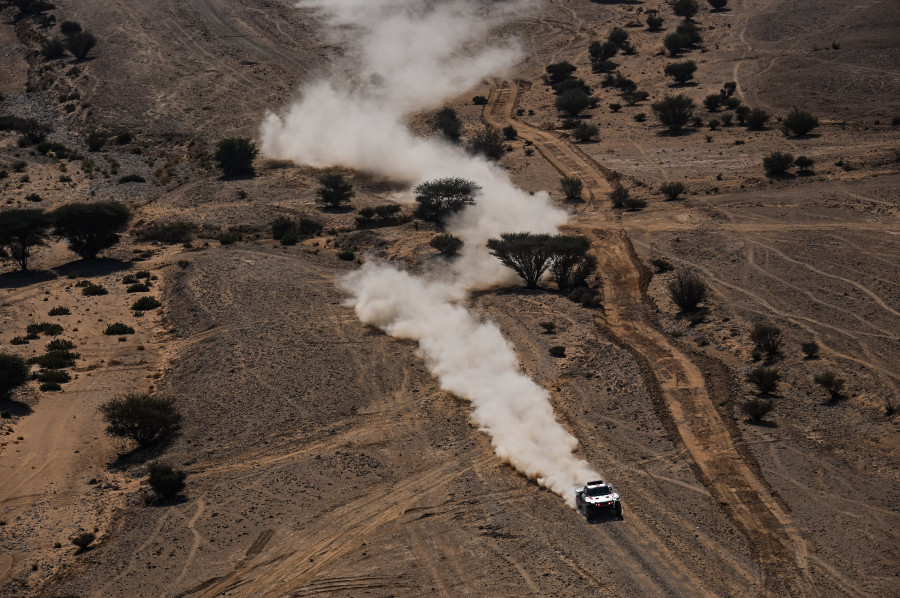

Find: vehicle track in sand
483;79;833;597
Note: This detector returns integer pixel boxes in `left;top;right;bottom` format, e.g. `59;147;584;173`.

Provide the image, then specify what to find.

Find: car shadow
585;511;625;524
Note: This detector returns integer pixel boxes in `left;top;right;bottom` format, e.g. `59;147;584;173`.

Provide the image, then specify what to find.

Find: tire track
483;79;818;596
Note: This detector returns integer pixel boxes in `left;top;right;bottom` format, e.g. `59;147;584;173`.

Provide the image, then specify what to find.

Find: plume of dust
261;0;600;506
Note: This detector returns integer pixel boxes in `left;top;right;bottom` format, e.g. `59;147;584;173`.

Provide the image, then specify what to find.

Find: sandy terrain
1;0;897;597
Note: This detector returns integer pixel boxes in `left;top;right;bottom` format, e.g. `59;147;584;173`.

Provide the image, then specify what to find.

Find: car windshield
584;485;611;497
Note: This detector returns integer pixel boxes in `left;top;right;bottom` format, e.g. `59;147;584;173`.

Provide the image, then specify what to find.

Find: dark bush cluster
135;221;194;244
430;233;463;257
316;173;355;208
104;323;135;335
270;215;322;245
667;269;708;311
214;138;258;177
99;393;181;448
147;462;187;500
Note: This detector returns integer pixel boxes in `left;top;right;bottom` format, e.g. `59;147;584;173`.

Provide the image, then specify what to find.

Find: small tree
85;131;106;152
147;462;187;500
660;181;686;201
750;323;783;359
746;366;780;395
414;178;480;226
0;208;51;271
668;269;707;311
547;235;592;291
316;173;355;208
743;398;773;424
763;151;794;176
468;125;506;161
609;185;629;208
214;138;258;176
652;95;695;133
646;11;664;30
801;341;819;359
70;532;95;551
735;105;751;124
99;393;182;448
65;31;97;60
556;88;593;116
782;108;819;136
41;37;67;60
502;125;518;140
560;176;584;201
486;232;554;289
794;156;814;174
664;33;689;56
703;94;723;112
0;353;29;398
621;89;649;106
707;0;728;10
434;107;462;141
430;233;463;257
573;122;599;142
51;202;130;259
673;0;700;18
814;371;845;401
608;27;629;48
545;62;577;84
664;61;697;84
589;41;618;72
746;108;770;130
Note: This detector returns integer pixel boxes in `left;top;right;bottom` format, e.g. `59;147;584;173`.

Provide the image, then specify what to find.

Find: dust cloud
261;0;599;505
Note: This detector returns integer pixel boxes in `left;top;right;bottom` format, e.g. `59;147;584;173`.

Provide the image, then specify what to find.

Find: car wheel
615;502;623;518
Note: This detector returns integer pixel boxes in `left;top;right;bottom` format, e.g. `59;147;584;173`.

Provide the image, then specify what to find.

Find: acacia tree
664;61;697;84
414;178;480;226
99;393;182;448
468;125;506;161
51;201;131;259
547;235;593;291
487;232;554;289
0;208;51;270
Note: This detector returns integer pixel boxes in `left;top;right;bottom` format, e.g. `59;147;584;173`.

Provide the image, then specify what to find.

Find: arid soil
1;0;898;597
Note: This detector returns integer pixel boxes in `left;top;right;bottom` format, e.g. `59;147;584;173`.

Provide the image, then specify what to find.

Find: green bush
131;297;161;311
560;176;584;201
750;323;782;359
814;371;845;401
746;366;780;395
40;381;62;392
104;323;135;335
45;339;75;351
430;234;463;257
609;103;622;112
652;95;695;133
468;125;507;161
135;270;151;279
29;350;78;369
781;109;818;136
70;531;95;551
664;61;697;84
801;341;819;359
660;181;686;201
217;230;241;245
794;156;814;173
10;336;29;345
502;125;518;140
127;283;150;293
316;173;355;208
609;185;630;208
763;151;794;176
66;31;97;60
549;346;566;358
742;398;773;423
85;131;106;152
147;462;187;499
623;196;648;211
472;95;488;105
81;283;108;296
26;322;64;336
433;107;462;140
668;269;707;311
746;108;770;129
673;0;699;18
99;393;181;447
0;353;29;398
214;138;258;176
337;251;356;261
135;221;194;244
37;369;71;384
48;306;70;316
573;122;599;142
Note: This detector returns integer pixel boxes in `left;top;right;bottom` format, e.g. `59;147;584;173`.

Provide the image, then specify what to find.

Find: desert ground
1;0;898;597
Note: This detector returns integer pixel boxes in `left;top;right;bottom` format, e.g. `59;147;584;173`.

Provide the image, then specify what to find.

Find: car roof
585;480;607;488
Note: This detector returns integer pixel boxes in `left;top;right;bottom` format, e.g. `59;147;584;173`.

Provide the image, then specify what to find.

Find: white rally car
575;480;623;520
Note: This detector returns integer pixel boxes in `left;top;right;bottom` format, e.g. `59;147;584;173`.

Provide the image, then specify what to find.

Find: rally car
575;480;623;520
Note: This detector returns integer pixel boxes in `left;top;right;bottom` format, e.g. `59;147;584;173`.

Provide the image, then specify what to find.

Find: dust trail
261;0;599;505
